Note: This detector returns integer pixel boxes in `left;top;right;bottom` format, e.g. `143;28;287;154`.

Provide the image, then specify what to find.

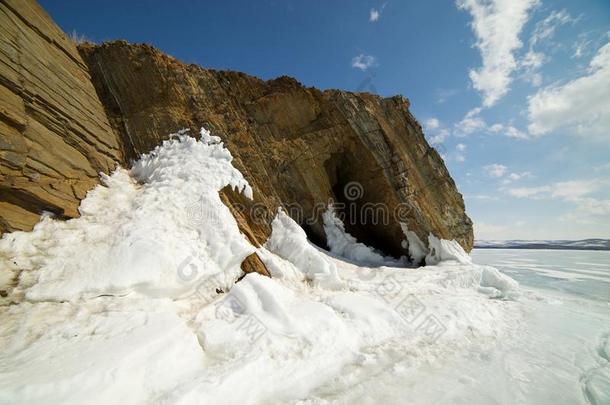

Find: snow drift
0;129;521;404
0;129;254;302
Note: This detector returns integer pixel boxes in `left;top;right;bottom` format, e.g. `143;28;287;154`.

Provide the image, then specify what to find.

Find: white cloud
454;108;486;136
506;178;610;224
455;143;467;162
425;118;451;146
369;3;387;22
518;10;574;87
489;123;503;133
457;0;539;106
428;129;449;145
369;9;380;22
572;34;592;59
351;54;378;71
527;41;610;140
550;180;602;200
506;185;549;198
573;42;586;58
454;109;529;140
508;171;531;181
501;171;532;184
506;179;604;200
529;9;574;47
425;118;440;130
484;163;507;178
505;126;528;139
456;116;486;135
521;50;545;69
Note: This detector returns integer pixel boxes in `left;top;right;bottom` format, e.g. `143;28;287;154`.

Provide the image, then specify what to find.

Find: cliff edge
79;41;473;258
0;0;473;265
0;0;122;232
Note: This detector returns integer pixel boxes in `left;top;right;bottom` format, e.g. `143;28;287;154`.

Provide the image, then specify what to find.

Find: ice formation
425;234;473;265
0;129;254;302
264;208;342;288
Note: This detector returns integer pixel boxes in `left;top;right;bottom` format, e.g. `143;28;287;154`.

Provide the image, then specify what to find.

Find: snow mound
0;129;254;301
264;209;342;288
477;266;520;299
0;301;205;404
131;129;252;199
425;234;473;265
323;207;404;266
186;272;361;403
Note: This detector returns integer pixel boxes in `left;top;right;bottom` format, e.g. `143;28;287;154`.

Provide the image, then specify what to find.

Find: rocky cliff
0;0;473;266
79;41;473;258
0;0;122;232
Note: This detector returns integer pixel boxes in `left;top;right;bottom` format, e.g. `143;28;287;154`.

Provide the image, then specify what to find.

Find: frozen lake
473;248;610;301
282;249;610;404
468;249;610;405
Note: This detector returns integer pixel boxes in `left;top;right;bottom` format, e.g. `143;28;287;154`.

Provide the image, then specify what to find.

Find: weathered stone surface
0;0;472;273
240;253;271;278
0;0;122;233
80;42;473;257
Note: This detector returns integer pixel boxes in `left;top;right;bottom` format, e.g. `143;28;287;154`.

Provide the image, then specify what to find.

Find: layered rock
0;0;122;233
0;0;473;265
80;42;473;257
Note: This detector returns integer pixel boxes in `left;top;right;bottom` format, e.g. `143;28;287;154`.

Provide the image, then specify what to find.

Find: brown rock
219;185;272;248
80;42;473;258
0;0;122;233
240;253;271;278
0;0;472;279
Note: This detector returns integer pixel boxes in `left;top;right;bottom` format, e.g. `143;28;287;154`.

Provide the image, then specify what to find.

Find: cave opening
322;152;403;259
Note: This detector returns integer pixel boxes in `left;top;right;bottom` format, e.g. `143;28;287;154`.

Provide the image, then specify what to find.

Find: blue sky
41;0;610;240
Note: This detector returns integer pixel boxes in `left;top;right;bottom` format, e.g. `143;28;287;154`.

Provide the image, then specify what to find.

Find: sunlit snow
0;130;608;405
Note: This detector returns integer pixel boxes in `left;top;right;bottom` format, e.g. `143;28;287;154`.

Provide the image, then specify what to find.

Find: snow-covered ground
471;249;610;405
0;132;607;404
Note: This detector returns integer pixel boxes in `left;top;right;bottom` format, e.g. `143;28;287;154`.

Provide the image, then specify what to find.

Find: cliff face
0;0;122;233
0;0;473;263
79;42;473;257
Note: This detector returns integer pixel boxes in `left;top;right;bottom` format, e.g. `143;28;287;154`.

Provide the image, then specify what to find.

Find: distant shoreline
474;245;610;252
474;240;610;252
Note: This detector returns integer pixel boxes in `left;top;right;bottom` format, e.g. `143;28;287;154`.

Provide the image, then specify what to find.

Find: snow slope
0;130;526;404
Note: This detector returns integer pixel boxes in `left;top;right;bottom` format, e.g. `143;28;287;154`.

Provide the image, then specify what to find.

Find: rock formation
80;41;473;257
0;0;473;267
0;0;122;232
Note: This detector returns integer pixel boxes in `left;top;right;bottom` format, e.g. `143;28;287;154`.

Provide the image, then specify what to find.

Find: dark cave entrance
322;152;403;259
